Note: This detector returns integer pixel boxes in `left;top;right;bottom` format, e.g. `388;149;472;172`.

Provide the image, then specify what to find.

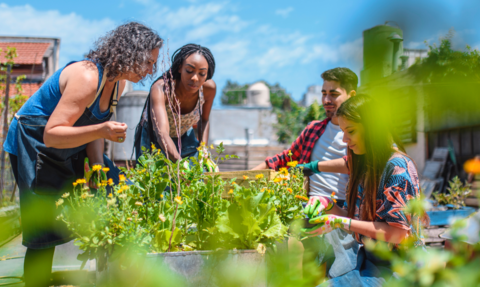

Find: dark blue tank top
4;60;118;155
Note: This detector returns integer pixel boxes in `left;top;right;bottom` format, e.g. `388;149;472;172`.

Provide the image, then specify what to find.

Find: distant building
0;36;60;97
210;81;277;146
301;85;322;107
246;82;271;107
401;48;428;69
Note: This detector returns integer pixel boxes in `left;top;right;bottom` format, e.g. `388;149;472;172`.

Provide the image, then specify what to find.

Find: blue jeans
318;246;393;287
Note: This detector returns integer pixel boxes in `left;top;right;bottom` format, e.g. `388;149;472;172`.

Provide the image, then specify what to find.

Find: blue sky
1;0;479;106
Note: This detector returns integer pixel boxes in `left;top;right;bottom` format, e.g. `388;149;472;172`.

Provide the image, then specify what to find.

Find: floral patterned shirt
345;153;425;248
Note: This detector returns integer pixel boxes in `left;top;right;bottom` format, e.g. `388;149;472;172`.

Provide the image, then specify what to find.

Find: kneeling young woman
303;94;427;286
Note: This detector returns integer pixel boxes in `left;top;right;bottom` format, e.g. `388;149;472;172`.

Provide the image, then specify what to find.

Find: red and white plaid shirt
266;118;332;170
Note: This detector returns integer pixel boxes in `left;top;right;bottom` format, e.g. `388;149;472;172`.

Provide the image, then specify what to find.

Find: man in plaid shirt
253;67;358;205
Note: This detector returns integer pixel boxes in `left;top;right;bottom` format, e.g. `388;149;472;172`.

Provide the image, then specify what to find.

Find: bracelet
348;218;352;231
325;201;334;211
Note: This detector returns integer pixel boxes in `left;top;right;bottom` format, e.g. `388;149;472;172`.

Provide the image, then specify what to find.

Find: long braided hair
163;43;216;82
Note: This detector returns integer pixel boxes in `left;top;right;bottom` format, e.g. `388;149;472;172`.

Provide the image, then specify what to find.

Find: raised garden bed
96;249;267;287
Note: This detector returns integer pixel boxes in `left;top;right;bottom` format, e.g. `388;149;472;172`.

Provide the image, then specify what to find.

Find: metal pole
0;65;12;205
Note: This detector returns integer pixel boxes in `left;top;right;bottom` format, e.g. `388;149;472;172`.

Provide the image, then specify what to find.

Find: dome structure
246;81;270;107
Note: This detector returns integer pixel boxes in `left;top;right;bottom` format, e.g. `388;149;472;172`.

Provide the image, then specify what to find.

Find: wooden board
424;226;448;243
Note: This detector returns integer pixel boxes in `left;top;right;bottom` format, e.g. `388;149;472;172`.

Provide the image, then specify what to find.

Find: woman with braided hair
134;43;216;162
3;22;162;286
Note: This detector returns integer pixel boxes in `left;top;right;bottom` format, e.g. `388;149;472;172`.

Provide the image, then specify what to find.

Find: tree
220;80;248;105
0;47;27;206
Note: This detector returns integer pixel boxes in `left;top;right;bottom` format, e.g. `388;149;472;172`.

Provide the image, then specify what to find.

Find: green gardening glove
296;160;320;177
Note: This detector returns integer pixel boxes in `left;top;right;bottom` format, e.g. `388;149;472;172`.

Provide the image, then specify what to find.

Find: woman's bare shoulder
203;80;216;99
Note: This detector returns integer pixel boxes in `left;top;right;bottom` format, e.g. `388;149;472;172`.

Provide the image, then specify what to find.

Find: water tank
361;24;403;85
246;82;270;107
113;90;148;161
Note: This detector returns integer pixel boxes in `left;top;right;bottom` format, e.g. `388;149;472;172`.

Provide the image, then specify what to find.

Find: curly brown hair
86;22;163;81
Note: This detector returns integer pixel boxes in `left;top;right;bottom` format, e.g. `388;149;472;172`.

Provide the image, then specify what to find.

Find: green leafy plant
433;176;472;209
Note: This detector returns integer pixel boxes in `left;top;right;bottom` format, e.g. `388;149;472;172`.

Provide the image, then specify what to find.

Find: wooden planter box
0;205;21;247
426;206;476;227
96;250;267;287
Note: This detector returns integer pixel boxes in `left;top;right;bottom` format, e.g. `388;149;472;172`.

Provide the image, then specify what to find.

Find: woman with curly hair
3;22;162;286
134;43;216;162
301;94;427;286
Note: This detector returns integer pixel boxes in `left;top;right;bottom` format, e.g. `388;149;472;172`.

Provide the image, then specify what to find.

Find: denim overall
134;78;200;162
9;60;121;249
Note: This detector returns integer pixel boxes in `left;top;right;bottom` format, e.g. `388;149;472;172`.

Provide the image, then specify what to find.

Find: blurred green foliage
433;176;472;209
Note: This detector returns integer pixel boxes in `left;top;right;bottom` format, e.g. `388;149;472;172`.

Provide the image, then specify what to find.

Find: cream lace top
166;86;205;138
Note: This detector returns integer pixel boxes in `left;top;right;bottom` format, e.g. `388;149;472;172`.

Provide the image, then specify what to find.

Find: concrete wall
113;90;147;161
209;107;277;145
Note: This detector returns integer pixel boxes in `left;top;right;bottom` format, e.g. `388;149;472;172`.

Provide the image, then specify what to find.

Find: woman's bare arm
349;220;409;244
150;80;182;162
44;62;127;148
317;158;349;174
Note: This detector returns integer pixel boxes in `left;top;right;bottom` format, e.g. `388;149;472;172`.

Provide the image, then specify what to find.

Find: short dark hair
167;43;216;81
86;22;163;81
321;67;358;93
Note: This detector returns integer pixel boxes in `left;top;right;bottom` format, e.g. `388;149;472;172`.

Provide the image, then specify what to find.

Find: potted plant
428;176;476;226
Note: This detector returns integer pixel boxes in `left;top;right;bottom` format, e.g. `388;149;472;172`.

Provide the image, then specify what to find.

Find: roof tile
0;42;51;65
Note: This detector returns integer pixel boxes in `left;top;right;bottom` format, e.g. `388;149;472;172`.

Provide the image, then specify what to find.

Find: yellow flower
55;198;64;208
273;178;282;183
243;175;249;180
210;144;214;149
287;188;293;194
295;195;308;201
76;178;86;184
292;175;297;179
288;150;293;157
255;174;264;179
108;193;113;198
283;183;287;186
232;182;237;185
119;174;126;182
92;165;102;172
107;178;113;186
200;142;205;147
279;167;289;176
101;180;108;187
160;194;164;199
174;196;183;205
151;143;156;150
261;188;265;192
228;189;234;195
286;161;298;168
62;193;70;198
102;167;110;173
72;182;78;187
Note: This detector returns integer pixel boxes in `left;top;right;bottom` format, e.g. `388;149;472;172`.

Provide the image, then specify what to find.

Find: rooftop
0;42;51;65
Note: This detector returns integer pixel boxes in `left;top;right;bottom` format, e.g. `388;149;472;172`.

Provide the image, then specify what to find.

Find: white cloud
0;3;116;65
0;2;364;99
275;7;294;18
